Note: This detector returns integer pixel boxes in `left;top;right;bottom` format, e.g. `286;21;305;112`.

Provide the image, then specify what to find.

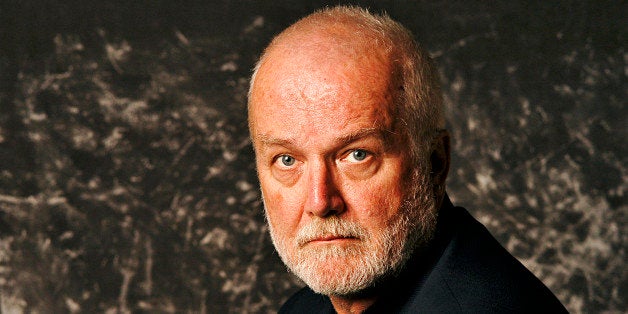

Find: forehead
249;30;398;137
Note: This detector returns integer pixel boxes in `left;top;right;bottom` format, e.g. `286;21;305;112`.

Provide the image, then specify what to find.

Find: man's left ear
430;129;450;200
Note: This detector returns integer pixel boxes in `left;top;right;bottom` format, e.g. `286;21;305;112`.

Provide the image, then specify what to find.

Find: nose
304;160;345;217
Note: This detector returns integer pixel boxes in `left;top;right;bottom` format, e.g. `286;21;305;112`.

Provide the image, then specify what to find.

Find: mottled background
0;0;625;313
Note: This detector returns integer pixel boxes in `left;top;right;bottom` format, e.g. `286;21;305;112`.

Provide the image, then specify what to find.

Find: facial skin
249;9;449;313
249;21;443;312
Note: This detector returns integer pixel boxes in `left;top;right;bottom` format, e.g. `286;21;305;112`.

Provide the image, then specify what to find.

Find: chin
286;239;400;296
298;262;378;296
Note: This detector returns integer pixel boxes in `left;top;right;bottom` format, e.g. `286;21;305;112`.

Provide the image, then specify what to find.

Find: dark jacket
279;197;567;313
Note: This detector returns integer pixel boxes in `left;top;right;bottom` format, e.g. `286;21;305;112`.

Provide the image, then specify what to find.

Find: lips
299;234;359;246
315;234;349;241
295;217;367;247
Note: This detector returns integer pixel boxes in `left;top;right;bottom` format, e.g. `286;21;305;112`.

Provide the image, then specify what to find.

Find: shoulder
278;287;334;314
412;205;567;312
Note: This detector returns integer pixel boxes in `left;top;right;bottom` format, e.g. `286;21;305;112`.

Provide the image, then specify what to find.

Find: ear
430;129;450;205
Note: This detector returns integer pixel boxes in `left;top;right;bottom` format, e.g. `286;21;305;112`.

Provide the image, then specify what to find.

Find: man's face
249;39;437;295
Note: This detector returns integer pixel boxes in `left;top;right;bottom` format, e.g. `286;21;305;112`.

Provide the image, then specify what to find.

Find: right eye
275;154;296;167
269;154;301;186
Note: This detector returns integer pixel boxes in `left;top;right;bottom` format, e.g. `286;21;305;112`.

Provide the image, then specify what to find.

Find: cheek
261;181;302;236
346;169;405;221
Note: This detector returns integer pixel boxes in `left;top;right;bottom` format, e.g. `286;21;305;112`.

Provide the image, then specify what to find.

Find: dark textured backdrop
0;1;625;313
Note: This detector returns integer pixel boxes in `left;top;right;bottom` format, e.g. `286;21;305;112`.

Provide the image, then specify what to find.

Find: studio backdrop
0;1;624;313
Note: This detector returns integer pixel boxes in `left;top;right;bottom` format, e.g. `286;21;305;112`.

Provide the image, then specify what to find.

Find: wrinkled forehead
247;16;405;142
250;25;398;106
249;49;397;127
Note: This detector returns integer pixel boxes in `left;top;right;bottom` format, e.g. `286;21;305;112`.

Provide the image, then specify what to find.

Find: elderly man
248;5;566;313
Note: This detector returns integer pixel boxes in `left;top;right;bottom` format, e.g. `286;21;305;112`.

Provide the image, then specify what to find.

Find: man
248;5;566;313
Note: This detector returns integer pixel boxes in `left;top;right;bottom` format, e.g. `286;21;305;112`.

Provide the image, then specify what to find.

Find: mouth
301;235;360;246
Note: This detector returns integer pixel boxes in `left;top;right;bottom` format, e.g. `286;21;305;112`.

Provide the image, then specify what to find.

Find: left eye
348;149;369;162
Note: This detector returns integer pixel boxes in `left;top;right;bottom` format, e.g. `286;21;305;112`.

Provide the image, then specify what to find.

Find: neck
325;267;391;313
329;295;377;314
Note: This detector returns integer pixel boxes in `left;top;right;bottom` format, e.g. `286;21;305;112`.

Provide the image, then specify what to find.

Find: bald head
249;6;444;164
254;7;396;67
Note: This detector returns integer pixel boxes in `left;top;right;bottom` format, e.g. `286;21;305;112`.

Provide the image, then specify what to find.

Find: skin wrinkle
249;6;450;314
255;128;393;158
253;39;430;293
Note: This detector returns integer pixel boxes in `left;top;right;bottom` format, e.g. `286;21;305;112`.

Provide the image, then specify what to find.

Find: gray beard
265;168;438;296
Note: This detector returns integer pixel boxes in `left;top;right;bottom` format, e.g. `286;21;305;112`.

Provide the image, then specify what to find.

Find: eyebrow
336;127;382;146
256;127;386;149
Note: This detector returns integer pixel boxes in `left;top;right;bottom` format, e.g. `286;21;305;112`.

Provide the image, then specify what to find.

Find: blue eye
279;155;296;166
350;150;368;161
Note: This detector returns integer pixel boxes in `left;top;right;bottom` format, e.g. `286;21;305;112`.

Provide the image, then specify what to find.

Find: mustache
296;216;368;247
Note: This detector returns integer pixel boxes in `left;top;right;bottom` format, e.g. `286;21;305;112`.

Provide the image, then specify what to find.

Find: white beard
265;168;438;296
